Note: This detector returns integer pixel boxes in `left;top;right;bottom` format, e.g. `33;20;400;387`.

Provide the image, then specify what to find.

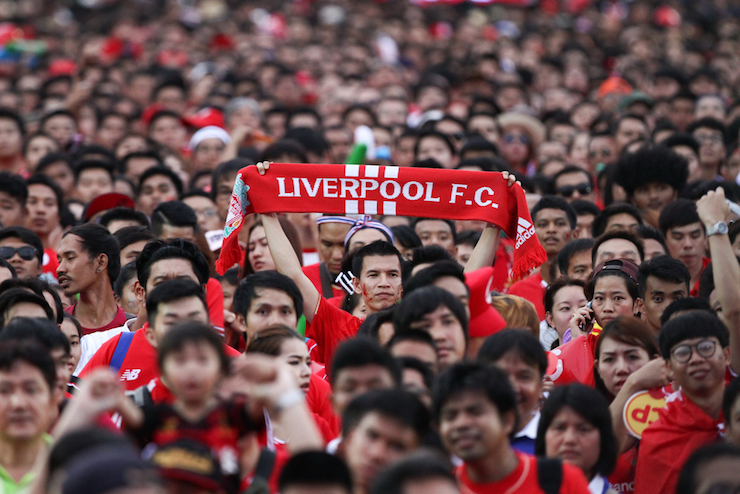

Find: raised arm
697;188;740;373
257;163;320;321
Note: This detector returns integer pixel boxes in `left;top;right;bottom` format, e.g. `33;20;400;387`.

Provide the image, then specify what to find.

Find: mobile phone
579;301;594;331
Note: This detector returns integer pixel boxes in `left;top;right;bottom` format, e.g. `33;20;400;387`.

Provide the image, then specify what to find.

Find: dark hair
351;240;403;280
391;225;422;251
284;127;328;156
259;139;309;163
0;226;44;265
370;451;455;494
279;452;353;494
662;132;700;155
136;239;210;289
0;108;24;135
544;278;586;316
47;427;136;478
661;298;713;326
0;317;70;356
635;225;668;254
687;117;726;136
114;262;138;302
136;166;183;198
478;329;548;377
407;245;454;272
614;145;688;196
73;159;115;184
242;218;302;278
147;109;182;131
118;151;162;176
571;200;601;219
39;280;63;324
330;337;401;386
246;324;303;356
556;238;594;276
211;159;248;201
591;230;645;267
552;165;593;192
63;223;121;284
356;307;396;343
342;388;429;440
0;288;54;327
531;195;577;230
592;203;643;238
414;130;456;159
0;339;56;392
233;271;304;321
36;153;72;176
113;226;154;251
99;208;150;230
27;174;63;212
658;199;702;235
151;201;197;237
535;384;617;477
394;286;468;340
586;261;639;303
0;172;27;205
157;321;229;377
455;229;482;248
62;312;83;339
396;356;435;392
637;255;691;298
412;218;457;244
145;279;208;328
676;443;740;494
403;261;466;297
659;311;729;359
432;362;518;431
386;329;437;354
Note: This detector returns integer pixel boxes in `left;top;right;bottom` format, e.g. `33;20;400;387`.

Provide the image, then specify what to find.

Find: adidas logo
515;217;535;249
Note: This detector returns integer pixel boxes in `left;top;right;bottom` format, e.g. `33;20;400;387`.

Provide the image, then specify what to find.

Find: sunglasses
503;134;530;145
557;183;592;198
0;246;37;261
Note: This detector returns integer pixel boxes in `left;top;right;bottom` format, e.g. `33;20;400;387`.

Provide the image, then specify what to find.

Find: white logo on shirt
120;369;141;381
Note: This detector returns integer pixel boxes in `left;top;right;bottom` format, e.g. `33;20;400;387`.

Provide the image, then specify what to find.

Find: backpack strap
109;331;135;373
536;457;563;494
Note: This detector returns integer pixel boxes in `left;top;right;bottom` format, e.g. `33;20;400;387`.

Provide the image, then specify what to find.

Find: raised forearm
464;225;500;273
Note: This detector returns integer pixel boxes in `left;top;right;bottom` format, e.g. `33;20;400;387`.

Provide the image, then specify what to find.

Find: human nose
615;356;629;373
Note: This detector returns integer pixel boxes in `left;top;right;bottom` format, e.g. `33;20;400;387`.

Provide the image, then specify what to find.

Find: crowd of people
2;0;740;493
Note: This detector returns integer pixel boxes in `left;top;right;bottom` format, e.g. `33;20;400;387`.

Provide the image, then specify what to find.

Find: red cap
84;193;135;221
182;107;225;130
465;267;507;338
597;76;632;99
48;59;76;77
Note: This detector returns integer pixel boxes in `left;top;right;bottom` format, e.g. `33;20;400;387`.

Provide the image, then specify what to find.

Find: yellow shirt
0;434;53;494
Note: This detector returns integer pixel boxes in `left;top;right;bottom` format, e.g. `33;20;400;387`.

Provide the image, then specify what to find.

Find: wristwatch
706;221;729;237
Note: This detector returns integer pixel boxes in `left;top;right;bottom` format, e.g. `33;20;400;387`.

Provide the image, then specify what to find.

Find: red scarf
216;163;546;280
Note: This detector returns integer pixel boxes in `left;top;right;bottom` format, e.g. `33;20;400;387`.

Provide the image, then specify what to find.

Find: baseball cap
84;193;135;222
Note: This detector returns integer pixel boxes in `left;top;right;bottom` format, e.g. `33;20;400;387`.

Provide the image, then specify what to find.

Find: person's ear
635;297;645;315
134;281;145;302
502;409;517;436
96;253;109;273
545;311;554;329
144;324;158;348
353;276;362;295
571;228;579;239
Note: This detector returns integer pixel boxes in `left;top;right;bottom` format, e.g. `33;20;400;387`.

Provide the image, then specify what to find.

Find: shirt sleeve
559;462;591;494
78;333;121;378
304;297;361;365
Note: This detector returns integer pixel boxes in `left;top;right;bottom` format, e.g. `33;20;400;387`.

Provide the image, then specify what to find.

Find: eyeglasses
694;134;724;145
0;246;37;261
671;339;717;363
557;183;593;198
503;134;530;145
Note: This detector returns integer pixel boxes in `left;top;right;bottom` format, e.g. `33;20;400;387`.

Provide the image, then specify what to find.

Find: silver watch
707;221;729;236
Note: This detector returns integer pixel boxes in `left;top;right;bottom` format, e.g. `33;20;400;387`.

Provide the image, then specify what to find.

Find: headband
344;215;394;246
316;216;357;227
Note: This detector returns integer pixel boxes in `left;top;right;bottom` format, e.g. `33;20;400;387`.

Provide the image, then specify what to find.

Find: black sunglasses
557;183;592;198
0;246;37;261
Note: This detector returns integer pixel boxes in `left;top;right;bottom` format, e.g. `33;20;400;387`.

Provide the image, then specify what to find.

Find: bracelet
273;389;305;415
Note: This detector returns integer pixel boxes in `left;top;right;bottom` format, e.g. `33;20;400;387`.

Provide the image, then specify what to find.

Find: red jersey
492;237;514;292
689;257;712;298
456;452;590;494
306;373;339;436
634;388;723;494
42;247;58;278
206;277;225;328
609;447;637;494
80;326;241;391
66;304;129;336
302;263;344;299
304;297;362;373
547;333;598;387
508;272;547;319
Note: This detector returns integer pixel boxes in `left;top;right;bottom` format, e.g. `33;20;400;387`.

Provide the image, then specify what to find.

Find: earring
97;268;101;273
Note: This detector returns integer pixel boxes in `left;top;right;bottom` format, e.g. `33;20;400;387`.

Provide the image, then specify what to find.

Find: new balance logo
515;217;535;249
120;369;141;381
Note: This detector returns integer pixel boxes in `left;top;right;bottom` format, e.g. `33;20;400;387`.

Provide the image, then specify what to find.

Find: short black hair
136;166;183;198
551;165;593;192
614;145;689;196
0;317;69;356
660;297;713;326
535;384;617;477
455;229;481;248
687;117;726;136
151;201;197;237
637;255;691;299
544;278;586;314
531;195;577;230
73;159;115;184
63;223;121;284
403;260;466;296
635;225;668;254
557;238;594;276
407;245;454;272
118;151;162;176
27;174;63;212
586;260;640;302
0;108;25;135
396;356;435;392
146;279;208;329
99;208;150;230
0;339;56;392
136;239;209;289
414;130;456;158
676;443;740;494
394;286;468;340
591;230;645;267
211;159;248;201
284;127;328;156
571;199;601;218
0;226;44;265
591;203;643;238
0;288;54;327
370;451;455;494
477;329;548;377
351;240;403;280
432;362;518;431
330;337;401;386
356;307;396;343
412;218;457;244
0;172;27;205
157;320;228;377
232;271;304;321
662;133;700;155
659;199;703;235
113;226;155;251
390;225;422;251
342;388;429;440
114;262;138;302
259;139;309;163
36;153;73;176
279;452;352;494
659;311;729;359
386;329;437;354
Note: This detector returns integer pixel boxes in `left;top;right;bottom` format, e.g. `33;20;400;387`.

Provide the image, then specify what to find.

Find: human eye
653;296;663;303
559;305;571;312
594;295;603;302
601;356;613;363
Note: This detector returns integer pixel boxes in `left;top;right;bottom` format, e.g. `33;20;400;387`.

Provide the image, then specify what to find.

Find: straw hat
497;111;546;149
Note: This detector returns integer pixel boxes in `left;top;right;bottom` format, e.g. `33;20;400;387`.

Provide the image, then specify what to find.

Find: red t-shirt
66;304;129;336
634;388;723;494
609;447;637;494
43;247;58;278
689;257;712;298
456;452;590;494
302;263;344;299
80;326;241;391
508;272;547;320
304;297;362;374
547;333;599;387
306;373;338;436
206;277;225;328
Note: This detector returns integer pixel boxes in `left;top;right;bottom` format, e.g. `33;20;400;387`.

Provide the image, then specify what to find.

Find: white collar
588;474;607;494
513;411;540;440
